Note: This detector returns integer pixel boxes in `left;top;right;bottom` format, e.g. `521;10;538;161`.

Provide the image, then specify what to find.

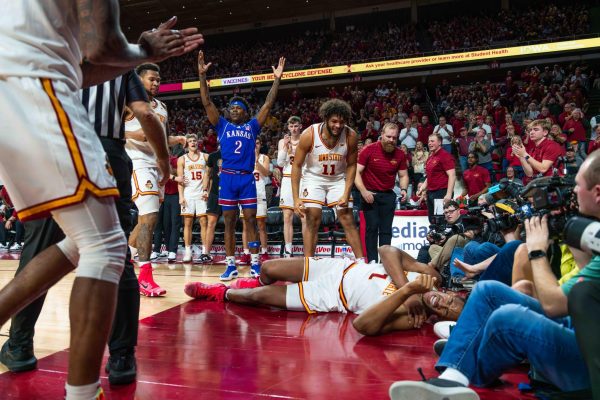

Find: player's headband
229;100;248;112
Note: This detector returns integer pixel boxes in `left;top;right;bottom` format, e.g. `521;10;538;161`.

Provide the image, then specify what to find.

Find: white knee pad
53;196;126;284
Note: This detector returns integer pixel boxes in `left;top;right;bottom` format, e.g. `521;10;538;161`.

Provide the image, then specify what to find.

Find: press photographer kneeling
419;200;480;282
390;150;600;400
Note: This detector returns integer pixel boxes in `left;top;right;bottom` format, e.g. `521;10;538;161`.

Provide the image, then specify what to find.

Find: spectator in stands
411;141;428;192
203;128;218;154
469;129;494;182
562;108;588;156
417;133;456;223
399;119;418;152
461;152;490;203
588;125;600;154
389;149;600;400
417;115;434;145
512;119;563;182
433;116;454;154
455;127;473;173
361;121;379;143
355;123;409;263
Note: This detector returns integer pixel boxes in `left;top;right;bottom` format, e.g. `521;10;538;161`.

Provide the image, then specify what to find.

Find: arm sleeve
125;71;149;103
277;148;288;167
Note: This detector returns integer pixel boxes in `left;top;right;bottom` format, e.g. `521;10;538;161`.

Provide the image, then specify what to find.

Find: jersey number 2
322;164;336;176
234;140;242;154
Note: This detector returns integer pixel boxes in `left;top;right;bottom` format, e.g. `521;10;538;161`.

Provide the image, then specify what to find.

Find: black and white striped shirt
80;71;148;140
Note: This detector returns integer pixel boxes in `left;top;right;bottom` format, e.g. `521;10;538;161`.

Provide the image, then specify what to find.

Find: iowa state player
291;99;364;260
177;133;210;263
125;63;186;296
277;116;302;257
197;51;285;281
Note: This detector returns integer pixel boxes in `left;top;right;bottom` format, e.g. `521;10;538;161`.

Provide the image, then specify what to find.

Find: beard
382;141;396;153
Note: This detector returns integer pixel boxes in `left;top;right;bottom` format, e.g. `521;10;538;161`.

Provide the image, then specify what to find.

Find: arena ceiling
119;0;427;39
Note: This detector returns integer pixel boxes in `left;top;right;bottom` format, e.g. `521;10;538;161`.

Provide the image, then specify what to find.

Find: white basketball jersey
341;263;398;314
183;152;207;199
303;123;347;183
125;98;168;169
253;154;267;198
282;137;301;177
0;1;83;91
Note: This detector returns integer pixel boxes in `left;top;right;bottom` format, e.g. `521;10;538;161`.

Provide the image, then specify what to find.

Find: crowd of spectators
156;1;592;83
428;3;589;51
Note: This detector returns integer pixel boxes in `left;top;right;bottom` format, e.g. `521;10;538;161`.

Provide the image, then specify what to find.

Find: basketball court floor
0;249;533;399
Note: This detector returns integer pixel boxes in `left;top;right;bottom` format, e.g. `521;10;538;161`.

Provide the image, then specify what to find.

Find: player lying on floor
184;252;464;335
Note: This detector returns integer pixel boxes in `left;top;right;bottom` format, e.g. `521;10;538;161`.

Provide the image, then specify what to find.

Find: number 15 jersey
303;123;347;183
216;116;261;173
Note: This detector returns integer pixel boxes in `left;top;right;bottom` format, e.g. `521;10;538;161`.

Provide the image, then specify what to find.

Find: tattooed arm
77;0;203;82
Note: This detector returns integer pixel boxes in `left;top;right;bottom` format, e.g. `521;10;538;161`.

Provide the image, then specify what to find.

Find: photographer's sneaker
433;339;448;357
220;265;239;281
167;252;177;263
150;252;159;261
389;378;478;400
105;350;136;385
0;243;6;250
433;321;456;339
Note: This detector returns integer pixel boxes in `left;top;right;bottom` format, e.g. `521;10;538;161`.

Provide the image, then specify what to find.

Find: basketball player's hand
272;57;286;79
337;194;349;208
179;198;187;209
283;134;291;148
139;16;204;62
405;294;427;329
201;190;209;201
157;158;170;187
198;51;212;75
294;199;306;218
443;194;452;205
406;274;436;295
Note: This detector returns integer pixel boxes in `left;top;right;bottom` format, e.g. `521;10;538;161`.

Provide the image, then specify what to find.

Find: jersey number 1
322;164;336;176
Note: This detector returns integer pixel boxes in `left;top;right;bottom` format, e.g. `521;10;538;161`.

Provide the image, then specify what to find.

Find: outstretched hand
272;57;286;79
139;16;204;63
198;50;212;75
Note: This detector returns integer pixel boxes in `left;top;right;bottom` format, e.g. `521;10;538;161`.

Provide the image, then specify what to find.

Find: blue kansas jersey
216;116;261;172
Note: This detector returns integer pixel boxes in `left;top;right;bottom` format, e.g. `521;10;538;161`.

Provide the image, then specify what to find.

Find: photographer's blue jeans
451;241;520;285
436;281;590;391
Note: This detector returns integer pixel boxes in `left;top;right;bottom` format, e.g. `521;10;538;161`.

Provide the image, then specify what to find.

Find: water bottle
396;197;401;210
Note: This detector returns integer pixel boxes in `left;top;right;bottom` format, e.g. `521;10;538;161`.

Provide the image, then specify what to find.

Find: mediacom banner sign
390;214;430;258
163;38;600;94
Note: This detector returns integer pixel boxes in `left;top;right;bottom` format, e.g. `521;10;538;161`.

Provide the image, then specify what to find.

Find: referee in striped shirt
0;71;170;385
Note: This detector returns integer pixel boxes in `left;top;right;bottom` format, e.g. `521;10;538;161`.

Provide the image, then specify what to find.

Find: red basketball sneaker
239;253;251;265
184;282;227;302
138;264;166;297
229;277;262;289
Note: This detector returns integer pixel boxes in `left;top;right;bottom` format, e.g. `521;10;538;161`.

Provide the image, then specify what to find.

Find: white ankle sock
202;245;206;254
65;380;101;400
285;243;292;253
243;248;250;255
185;246;191;251
261;247;268;254
226;256;236;266
439;367;469;387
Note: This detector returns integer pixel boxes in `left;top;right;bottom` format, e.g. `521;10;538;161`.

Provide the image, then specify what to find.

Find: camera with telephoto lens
487;178;524;203
564;216;600;255
519;176;578;240
428;215;458;243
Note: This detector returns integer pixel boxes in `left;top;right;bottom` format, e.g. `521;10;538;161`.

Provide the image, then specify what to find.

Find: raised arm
256;57;286;127
197;51;220;126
